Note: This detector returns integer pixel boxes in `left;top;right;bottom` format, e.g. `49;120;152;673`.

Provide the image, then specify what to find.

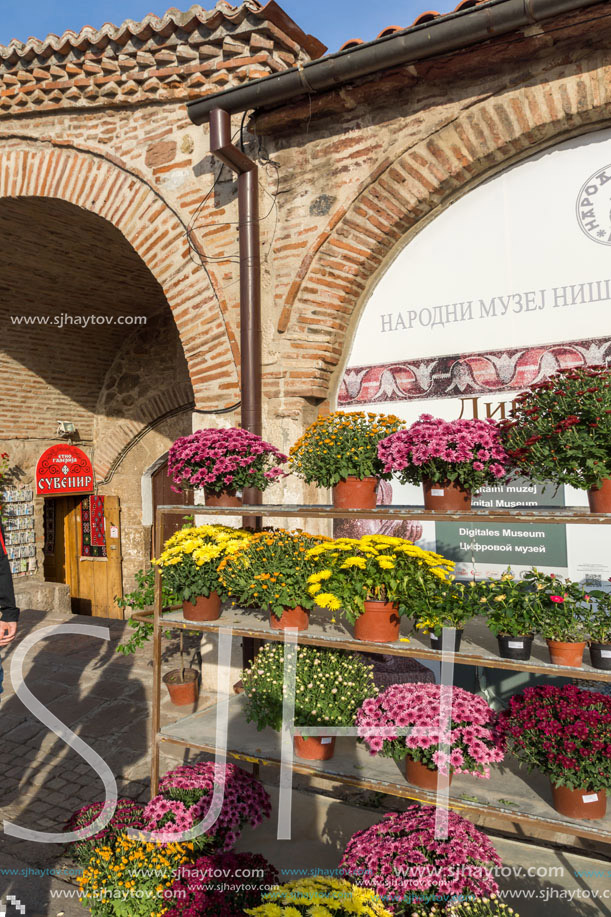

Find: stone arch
279;74;611;401
0;138;239;426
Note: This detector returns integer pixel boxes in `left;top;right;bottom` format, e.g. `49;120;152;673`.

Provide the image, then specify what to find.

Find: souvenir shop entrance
43;494;123;619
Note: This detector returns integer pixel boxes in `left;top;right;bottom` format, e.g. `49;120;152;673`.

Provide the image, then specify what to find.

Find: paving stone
4;720;47;744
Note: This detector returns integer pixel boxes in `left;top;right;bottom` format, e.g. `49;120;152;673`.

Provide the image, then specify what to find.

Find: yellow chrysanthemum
316;593;342;611
340;556;367;569
307;570;333;583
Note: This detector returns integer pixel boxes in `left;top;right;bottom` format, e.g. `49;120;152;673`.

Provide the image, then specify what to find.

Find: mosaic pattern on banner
81;495;106;558
338;336;611;405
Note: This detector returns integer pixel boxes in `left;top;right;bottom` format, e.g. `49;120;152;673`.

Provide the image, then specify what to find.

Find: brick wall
1;1;610;600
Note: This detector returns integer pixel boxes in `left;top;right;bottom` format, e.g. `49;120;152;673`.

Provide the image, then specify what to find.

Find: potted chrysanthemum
502;364;611;512
242;642;377;761
340;806;502;915
500;684;611;820
143;761;271;850
356;683;504;790
306;534;454;643
164;852;278;917
168;427;287;506
289;410;404;509
77;833;191;915
378;415;511;510
64;799;145;866
154;524;252;622
218;529;330;631
245;877;393;916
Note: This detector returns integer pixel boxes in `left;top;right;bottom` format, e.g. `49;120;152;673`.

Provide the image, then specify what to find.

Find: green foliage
522;570;588;642
585;588;611;643
412;577;481;638
477;568;545;638
504;364;611;490
115;567;178;655
242;642;377;733
219;529;330;620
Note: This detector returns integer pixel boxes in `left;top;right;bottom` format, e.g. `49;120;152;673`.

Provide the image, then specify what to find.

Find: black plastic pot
497;634;534;661
430;628;463;652
589;642;611;671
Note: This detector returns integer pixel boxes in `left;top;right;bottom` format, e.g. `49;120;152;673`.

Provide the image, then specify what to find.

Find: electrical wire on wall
185;112;280;278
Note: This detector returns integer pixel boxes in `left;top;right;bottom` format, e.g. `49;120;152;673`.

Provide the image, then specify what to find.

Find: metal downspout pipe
209;108;262;448
208;109;262;667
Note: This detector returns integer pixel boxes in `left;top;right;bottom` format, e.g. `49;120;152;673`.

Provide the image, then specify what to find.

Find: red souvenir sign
36;445;94;496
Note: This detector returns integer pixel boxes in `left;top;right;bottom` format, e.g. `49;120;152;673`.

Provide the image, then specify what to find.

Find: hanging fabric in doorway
43;500;55;554
81;495;107;557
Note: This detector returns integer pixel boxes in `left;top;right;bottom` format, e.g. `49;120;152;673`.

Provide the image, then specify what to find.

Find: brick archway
0;139;239;409
279;79;611;401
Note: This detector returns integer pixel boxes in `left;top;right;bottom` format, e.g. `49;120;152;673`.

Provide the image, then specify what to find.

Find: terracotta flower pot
589;642;611;671
587;477;611;513
422;479;472;511
406;758;453;791
270;605;310;632
182;592;221;622
294;734;336;761
551;783;607;820
333;476;378;510
163;668;199;706
205;489;243;507
354;600;400;643
546;639;586;668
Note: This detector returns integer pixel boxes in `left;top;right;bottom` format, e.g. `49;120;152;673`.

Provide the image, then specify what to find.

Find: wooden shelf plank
138;606;611;683
156;503;611;524
157;695;611;844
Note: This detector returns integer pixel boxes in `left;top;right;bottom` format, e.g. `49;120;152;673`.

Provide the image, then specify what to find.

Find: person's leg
0;653;4;699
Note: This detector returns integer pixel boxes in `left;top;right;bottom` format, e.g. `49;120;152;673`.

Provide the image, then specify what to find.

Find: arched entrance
0;195;194;615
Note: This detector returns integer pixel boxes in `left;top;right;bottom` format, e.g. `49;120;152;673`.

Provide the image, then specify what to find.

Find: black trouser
0;531;19;697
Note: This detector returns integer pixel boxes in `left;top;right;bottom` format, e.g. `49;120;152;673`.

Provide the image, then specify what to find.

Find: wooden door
152;461;193;555
63;495;124;618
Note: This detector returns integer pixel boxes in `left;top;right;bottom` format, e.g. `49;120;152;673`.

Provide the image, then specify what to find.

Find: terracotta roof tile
0;1;326;117
376;26;404;39
339;0;490;52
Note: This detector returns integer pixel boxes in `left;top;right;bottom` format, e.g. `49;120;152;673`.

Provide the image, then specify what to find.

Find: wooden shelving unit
149;503;611;845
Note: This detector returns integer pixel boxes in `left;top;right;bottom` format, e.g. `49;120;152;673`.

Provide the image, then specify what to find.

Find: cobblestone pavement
2;607;610;917
0;606;209;916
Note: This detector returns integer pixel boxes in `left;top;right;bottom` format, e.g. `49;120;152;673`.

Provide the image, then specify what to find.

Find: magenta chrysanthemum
340;806;502;914
378;416;511;491
168;427;287;494
143;762;272;852
163;851;278;917
63;798;145;865
499;684;611;791
356;684;504;778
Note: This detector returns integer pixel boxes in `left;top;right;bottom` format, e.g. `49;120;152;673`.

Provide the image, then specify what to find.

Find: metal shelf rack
148;503;611;845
